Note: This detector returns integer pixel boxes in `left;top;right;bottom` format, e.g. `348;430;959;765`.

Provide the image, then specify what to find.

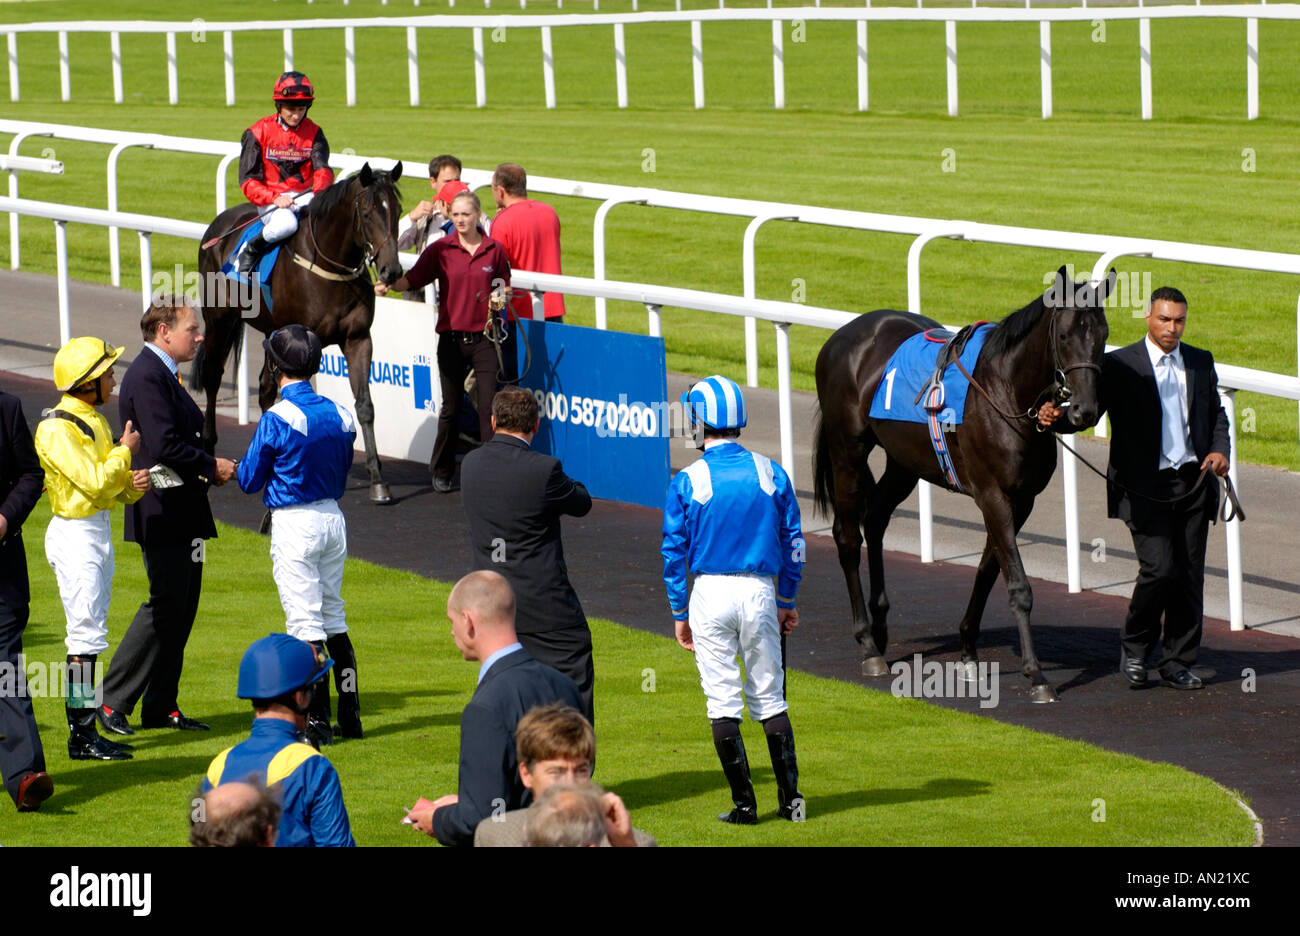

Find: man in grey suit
460;387;595;722
408;571;582;847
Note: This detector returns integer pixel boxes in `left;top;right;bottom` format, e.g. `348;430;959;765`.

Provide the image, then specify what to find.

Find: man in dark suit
0;390;52;811
1096;287;1230;690
460;386;595;721
408;570;582;847
98;298;237;736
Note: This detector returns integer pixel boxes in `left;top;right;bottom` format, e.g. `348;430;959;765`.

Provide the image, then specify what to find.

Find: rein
1050;434;1245;523
292;180;398;283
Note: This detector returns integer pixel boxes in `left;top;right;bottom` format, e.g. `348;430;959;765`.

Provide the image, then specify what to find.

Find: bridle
297;178;397;281
954;302;1102;432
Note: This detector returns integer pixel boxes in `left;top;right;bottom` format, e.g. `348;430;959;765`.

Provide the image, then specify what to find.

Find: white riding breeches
269;499;348;643
45;511;114;655
688;573;787;722
258;190;314;244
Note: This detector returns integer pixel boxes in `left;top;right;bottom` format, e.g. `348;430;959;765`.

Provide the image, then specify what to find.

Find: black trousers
517;626;595;726
0;595;46;805
431;332;506;481
103;541;204;721
1122;465;1214;676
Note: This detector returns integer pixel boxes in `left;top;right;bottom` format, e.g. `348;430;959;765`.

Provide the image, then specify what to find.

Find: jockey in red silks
237;71;335;276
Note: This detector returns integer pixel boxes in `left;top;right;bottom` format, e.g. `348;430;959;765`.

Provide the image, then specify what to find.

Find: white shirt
1144;335;1195;469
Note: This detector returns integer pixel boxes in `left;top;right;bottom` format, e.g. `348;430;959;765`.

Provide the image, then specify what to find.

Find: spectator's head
449;190;483;236
524;782;608;846
428;154;462;189
190;781;280;847
491;163;528;205
435;180;470;208
263;324;322;381
516;704;595;797
141;295;204;364
491;386;540;437
446;571;517;662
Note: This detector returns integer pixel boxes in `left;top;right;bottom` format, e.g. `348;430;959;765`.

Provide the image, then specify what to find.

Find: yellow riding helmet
53;337;125;392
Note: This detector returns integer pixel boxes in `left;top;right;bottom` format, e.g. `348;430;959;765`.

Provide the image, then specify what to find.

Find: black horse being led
813;267;1114;702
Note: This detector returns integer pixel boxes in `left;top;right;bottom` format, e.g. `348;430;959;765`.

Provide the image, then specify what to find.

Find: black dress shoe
1120;655;1148;688
97;706;135;736
718;805;759;825
1160;669;1204;690
69;734;132;761
16;771;53;812
431;475;459;494
141;712;210;731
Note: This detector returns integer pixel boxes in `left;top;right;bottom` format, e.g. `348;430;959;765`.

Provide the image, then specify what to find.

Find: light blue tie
1157;354;1187;467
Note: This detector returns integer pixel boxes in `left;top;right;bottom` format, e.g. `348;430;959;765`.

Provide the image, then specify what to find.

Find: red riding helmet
273;71;315;106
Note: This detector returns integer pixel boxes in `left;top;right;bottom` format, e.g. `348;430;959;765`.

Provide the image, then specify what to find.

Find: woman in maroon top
376;191;512;491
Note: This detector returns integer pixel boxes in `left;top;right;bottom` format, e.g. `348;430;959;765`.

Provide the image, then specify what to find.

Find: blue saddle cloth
868;324;992;426
220;220;282;314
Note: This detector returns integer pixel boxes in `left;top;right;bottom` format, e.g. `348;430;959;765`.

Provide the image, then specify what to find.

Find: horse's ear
390;161;403;183
359;162;373;187
1090;268;1118;308
1043;265;1070;308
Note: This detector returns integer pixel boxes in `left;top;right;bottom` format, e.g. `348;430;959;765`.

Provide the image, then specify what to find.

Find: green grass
2;2;1298;469
0;500;1256;846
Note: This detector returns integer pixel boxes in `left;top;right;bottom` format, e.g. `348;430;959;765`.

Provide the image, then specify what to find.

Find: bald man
190;781;280;847
408;571;582;847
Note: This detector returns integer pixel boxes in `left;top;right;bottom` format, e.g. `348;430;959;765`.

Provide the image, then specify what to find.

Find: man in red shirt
237;72;335;276
490;164;565;323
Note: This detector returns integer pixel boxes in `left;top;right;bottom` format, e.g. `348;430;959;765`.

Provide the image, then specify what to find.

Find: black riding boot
66;656;132;761
327;633;362;740
712;720;758;825
763;717;805;822
237;234;267;276
303;642;334;750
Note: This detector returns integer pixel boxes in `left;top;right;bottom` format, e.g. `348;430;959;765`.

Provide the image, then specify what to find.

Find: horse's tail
813;406;835;520
186;318;245;390
187;343;206;390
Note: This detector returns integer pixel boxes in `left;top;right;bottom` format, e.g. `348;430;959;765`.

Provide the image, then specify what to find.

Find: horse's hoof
369;483;392;505
960;660;980;684
1029;684;1057;704
862;656;890;678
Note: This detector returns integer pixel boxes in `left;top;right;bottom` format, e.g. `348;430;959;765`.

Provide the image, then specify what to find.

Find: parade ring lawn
3;2;1300;470
0;504;1256;846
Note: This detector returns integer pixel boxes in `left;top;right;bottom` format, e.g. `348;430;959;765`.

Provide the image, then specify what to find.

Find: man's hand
0;514;7;539
408;794;458;837
674;618;694;652
131;469;151;492
120;419;140;454
410;200;434;222
778;607;799;636
1036;402;1063;430
214;457;237;485
273;193;294;209
601;792;636;847
1202;451;1229;478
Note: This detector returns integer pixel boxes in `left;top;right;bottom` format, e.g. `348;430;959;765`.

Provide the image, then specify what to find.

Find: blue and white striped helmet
682;374;747;430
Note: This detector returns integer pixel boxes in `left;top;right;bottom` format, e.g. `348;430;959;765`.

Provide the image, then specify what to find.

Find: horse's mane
308;170;402;220
981;291;1048;358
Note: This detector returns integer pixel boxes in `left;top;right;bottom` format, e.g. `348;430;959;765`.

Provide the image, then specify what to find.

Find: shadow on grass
35;755;214;812
613;767;991;818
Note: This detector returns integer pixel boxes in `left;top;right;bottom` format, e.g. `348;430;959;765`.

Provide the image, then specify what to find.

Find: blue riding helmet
237;633;333;700
682;374;747;431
